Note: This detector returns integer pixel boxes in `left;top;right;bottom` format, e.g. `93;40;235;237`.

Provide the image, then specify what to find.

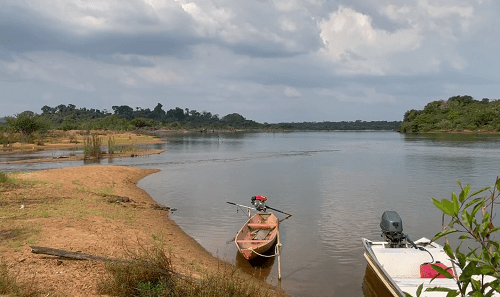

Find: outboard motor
251;195;267;212
380;211;407;248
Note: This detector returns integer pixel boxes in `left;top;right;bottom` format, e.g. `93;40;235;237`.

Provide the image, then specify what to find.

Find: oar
265;205;292;217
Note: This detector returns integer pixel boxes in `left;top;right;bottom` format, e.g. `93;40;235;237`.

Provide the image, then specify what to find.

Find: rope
406;234;435;264
242;242;282;258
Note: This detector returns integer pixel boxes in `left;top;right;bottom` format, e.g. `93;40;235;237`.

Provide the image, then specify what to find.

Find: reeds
108;135;116;155
83;133;102;159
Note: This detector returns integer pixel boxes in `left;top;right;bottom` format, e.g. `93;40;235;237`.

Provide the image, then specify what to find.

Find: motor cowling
251;195;267;212
380;211;406;248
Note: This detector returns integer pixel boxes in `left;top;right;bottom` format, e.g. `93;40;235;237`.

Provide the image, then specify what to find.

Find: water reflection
362;265;392;297
235;248;276;281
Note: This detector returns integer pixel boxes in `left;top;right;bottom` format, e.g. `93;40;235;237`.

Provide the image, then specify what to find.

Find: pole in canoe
277;221;282;280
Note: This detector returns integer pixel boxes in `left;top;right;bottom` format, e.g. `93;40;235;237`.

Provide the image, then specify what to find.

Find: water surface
3;131;500;296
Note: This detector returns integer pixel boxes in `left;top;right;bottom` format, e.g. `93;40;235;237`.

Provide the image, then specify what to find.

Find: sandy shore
0;165;237;296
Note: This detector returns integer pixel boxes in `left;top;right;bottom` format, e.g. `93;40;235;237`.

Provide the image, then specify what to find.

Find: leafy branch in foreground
416;177;500;296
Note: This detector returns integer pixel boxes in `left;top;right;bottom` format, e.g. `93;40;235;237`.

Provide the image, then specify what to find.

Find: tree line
398;95;500;133
0;102;402;137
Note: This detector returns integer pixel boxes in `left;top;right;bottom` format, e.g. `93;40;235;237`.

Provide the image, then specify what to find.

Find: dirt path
0;165;234;296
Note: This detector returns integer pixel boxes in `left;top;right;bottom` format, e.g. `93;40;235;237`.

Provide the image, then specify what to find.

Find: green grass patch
92;187;115;196
0;172;7;183
0;224;41;250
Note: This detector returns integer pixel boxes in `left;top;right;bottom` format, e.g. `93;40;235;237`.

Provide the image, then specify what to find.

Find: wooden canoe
235;212;278;260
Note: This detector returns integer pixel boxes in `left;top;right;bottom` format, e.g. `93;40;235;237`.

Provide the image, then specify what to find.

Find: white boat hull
362;237;463;297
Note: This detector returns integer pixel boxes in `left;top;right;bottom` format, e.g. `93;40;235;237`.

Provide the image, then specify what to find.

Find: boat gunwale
362;238;406;297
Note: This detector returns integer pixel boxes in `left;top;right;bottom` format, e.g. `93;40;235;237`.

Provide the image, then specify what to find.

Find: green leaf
469;186;492;198
432;198;456;216
471;279;481;291
479;265;495;275
430;264;453;279
446;291;459;297
458;235;471;240
464;197;485;210
444;243;455;260
426;287;457;292
462;210;472;229
432;229;457;242
481;221;490;238
468;257;489;266
488;226;500;234
483;211;490;223
416;283;423;297
451;193;460;215
459;184;470;202
459;262;477;281
456;250;466;267
471;200;486;217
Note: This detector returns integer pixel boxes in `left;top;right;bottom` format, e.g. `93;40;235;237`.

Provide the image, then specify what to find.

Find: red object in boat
420;262;454;278
255;195;267;202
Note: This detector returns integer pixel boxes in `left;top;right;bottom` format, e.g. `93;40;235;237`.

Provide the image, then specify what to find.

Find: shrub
415;177;500;296
5;113;50;143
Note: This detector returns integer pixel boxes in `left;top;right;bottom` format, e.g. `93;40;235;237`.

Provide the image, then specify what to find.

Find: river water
2;131;500;296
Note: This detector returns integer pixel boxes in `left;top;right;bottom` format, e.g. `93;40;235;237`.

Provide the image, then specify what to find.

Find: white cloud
319;6;422;75
284;86;302;97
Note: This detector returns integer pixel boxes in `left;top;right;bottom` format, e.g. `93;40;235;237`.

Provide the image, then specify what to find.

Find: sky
1;0;499;123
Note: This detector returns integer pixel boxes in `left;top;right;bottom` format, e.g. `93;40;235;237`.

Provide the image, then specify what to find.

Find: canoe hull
235;212;278;260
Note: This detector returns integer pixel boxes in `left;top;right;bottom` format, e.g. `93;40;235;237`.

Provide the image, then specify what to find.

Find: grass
98;243;285;297
0;260;39;297
0;225;41;250
0;174;136;235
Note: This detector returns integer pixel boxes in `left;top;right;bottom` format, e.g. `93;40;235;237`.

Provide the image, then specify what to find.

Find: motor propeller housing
380;211;406;248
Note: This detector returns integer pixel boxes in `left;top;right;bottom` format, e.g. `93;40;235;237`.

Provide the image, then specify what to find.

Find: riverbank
0;131;166;164
0;165;280;296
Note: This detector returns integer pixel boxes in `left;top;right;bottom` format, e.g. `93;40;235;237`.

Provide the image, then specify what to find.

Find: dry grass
98;243;286;297
0;260;39;297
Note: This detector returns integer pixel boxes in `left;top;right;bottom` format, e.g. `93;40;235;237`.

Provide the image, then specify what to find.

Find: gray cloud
1;0;500;123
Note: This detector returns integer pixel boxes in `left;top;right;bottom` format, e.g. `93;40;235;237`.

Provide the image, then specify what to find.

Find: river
3;131;500;296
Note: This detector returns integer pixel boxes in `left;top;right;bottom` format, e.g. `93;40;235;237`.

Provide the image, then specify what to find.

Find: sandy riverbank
0;165;244;296
0;131;166;164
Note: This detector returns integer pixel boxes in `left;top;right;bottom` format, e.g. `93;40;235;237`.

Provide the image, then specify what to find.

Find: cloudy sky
1;0;499;123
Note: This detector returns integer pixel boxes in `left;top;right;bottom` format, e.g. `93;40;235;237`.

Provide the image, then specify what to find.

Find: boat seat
247;223;275;229
374;249;453;278
392;277;458;287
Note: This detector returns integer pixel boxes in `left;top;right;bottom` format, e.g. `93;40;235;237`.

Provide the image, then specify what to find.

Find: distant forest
398;95;500;133
0;103;401;131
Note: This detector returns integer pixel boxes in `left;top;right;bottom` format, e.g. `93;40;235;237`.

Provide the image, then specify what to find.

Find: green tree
5;112;50;143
